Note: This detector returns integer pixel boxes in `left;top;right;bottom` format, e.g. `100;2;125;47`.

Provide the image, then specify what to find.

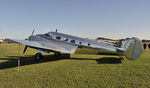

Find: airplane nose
28;36;37;41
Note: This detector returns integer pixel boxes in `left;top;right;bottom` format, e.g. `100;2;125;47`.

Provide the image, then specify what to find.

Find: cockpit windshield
44;32;53;38
45;33;50;37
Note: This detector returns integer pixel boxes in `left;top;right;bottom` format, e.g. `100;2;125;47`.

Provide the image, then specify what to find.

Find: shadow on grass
97;52;119;56
0;54;69;70
0;54;122;70
70;57;122;64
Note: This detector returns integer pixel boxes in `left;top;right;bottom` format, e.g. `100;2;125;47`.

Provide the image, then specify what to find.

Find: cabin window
70;40;75;43
79;42;82;44
88;43;90;46
56;36;61;40
63;38;68;41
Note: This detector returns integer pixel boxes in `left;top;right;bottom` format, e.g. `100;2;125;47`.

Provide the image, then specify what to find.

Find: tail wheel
54;52;61;57
35;53;43;61
120;57;124;63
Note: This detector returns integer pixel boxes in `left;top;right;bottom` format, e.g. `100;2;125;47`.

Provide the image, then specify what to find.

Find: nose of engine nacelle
28;35;37;41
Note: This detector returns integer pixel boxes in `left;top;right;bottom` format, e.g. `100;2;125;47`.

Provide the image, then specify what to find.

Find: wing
7;39;78;54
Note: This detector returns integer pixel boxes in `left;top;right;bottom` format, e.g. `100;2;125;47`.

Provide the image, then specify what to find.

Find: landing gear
65;53;70;59
54;52;61;57
35;53;43;61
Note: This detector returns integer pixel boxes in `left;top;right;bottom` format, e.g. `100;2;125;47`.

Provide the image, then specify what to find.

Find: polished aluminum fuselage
8;31;143;60
28;32;117;52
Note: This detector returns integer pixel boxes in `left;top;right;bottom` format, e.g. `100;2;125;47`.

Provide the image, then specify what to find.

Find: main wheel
35;53;43;61
54;52;61;57
65;53;70;59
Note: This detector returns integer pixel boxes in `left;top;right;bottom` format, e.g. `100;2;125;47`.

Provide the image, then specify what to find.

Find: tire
35;53;43;61
65;53;70;59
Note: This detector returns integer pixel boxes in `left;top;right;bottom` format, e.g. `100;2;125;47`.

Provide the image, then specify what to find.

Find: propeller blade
23;46;28;54
31;29;35;36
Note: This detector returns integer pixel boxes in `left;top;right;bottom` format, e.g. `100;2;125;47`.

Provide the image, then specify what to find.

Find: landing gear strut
35;53;43;61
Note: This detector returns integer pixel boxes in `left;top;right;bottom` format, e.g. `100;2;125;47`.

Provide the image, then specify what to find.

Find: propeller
23;45;28;54
31;29;35;36
23;29;35;54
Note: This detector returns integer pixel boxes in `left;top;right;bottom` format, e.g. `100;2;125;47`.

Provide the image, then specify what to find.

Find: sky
0;0;150;40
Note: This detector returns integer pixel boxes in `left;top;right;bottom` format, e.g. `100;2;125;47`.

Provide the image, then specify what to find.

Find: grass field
0;44;150;88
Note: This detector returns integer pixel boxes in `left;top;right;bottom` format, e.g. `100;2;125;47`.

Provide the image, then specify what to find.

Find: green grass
0;44;150;88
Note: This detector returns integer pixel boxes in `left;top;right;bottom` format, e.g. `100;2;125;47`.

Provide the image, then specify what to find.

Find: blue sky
0;0;150;39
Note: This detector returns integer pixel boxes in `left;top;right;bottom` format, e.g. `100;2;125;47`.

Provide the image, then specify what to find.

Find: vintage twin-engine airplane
8;30;143;62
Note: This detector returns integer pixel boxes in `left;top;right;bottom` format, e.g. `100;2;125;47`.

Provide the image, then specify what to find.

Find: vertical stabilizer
117;37;143;60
